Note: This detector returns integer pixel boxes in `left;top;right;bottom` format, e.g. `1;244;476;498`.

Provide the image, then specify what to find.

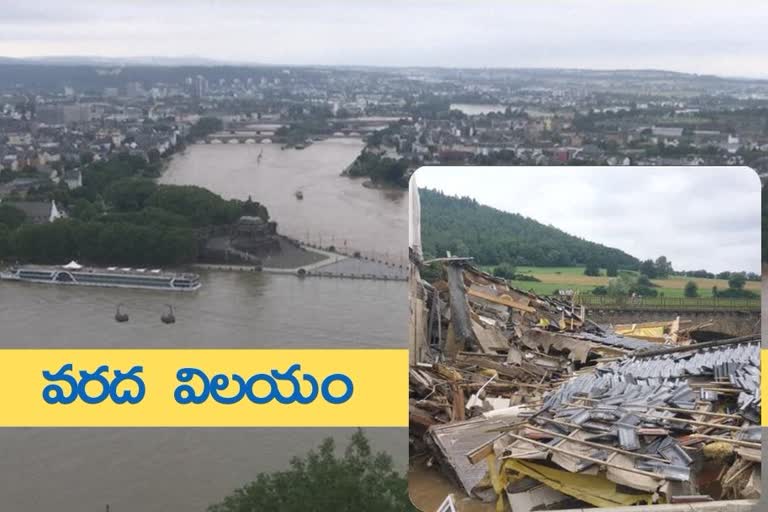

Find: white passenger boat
0;261;201;291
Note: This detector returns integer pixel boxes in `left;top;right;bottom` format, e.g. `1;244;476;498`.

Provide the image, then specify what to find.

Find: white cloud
414;166;761;273
0;1;766;76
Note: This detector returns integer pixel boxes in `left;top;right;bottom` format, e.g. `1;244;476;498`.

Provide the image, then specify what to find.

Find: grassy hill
503;266;760;298
420;188;639;268
420;189;760;301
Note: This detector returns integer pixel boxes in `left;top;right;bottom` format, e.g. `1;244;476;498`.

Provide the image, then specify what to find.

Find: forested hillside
420;188;639;268
0;153;269;266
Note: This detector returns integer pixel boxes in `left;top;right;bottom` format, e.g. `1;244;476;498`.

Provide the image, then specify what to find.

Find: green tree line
420;188;639;268
0;152;269;266
345;152;410;187
188;116;223;141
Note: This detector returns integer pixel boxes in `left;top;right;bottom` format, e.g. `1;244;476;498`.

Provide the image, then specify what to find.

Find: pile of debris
412;260;662;363
409;260;761;510
613;318;701;344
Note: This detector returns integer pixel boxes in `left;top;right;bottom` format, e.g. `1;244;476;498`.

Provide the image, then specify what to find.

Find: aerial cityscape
0;1;765;512
0;59;766;512
1;65;767;258
1;64;767;193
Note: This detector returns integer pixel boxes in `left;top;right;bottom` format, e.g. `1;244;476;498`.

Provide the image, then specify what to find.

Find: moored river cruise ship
0;261;201;291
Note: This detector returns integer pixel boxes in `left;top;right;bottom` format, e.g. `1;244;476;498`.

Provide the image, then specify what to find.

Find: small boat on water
295;190;304;200
161;304;176;324
115;303;129;323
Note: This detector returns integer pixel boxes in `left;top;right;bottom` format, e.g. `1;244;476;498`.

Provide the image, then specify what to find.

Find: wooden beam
502;432;662;480
525;425;670;463
467;288;536;313
633;335;758;359
446;263;478;350
640;414;743;431
409;406;438;429
567;399;744;420
450;383;465;422
466;432;508;465
458;356;543;383
688;434;761;449
615;319;691;330
565;399;743;431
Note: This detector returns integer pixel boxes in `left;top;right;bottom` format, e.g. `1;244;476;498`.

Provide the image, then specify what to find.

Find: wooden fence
573;295;761;311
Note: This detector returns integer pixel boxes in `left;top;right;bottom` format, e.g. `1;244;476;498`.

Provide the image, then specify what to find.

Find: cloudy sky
0;1;766;77
414;167;761;273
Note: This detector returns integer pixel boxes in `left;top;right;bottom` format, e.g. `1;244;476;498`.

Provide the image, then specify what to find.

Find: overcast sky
1;1;767;77
414;167;761;273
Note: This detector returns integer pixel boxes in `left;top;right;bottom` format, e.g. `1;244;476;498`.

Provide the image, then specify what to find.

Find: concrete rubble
409;260;761;511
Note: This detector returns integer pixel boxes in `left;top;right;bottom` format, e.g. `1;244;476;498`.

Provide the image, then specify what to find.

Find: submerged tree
207;429;415;512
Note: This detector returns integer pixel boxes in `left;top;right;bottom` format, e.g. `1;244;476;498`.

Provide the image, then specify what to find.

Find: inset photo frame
408;166;761;511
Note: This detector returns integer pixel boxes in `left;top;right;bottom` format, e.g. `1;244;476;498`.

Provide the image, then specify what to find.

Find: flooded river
0;272;405;348
161;139;408;260
0;140;409;512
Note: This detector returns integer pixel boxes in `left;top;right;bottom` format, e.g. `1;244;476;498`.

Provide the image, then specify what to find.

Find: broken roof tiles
410;260;761;509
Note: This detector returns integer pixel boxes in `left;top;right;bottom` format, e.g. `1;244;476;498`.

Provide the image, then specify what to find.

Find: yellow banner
0;349;408;427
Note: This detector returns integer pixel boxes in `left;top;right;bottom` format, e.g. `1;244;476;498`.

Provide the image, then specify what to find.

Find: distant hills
419;188;639;269
0;56;237;67
0;57;765;81
0;61;285;90
1;59;765;97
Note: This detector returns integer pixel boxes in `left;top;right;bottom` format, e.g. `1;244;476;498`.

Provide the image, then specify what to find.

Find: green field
486;265;762;299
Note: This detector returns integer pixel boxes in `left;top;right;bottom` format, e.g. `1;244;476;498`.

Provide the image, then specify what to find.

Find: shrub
493;263;516;279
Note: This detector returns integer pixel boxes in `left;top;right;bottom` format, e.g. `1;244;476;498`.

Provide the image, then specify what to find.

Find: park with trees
0;151;269;266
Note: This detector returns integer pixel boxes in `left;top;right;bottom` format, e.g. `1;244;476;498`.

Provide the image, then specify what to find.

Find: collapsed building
409;258;761;511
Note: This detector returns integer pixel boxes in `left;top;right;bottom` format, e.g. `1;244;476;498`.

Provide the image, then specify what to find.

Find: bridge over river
200;115;404;144
200;132;376;144
162;138;409;281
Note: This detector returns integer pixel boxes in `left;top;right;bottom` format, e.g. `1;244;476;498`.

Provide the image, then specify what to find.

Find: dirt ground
408;458;495;512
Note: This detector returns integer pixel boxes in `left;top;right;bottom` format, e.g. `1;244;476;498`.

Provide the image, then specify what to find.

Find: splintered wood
410;261;761;510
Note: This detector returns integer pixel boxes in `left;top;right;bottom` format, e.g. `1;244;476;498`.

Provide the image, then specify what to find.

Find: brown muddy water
161;139;408;261
0;139;409;512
